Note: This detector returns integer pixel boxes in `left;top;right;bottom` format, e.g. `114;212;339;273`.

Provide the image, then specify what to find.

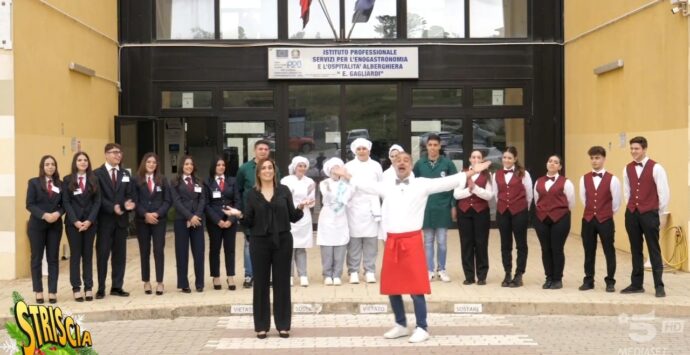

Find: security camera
672;6;681;13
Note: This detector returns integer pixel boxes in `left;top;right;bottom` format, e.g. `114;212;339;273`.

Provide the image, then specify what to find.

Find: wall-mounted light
68;62;95;77
670;0;690;16
594;59;624;75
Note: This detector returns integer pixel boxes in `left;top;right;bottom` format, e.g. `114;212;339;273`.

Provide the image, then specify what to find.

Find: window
288;0;340;39
156;0;215;40
345;85;398;165
344;0;398;39
410;119;464;170
412;88;462;106
219;0;278;39
223;90;274;108
470;0;527;38
161;91;212;109
407;0;464;38
473;88;523;106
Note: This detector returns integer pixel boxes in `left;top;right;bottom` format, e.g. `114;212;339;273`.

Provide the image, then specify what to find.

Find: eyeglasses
107;150;122;155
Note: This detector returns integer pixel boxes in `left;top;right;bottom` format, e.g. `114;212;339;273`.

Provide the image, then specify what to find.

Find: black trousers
250;233;293;332
457;208;490;282
208;221;237;277
534;213;571;282
625;210;664;288
497;209;529;274
174;219;205;289
96;223;127;291
28;220;63;293
136;220;167;283
66;224;96;291
581;218;616;285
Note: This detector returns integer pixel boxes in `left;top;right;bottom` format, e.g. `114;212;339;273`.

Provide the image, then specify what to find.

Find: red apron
380;230;431;295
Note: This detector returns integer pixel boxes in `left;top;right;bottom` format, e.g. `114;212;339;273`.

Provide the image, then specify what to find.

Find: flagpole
347;12;362;40
317;0;339;40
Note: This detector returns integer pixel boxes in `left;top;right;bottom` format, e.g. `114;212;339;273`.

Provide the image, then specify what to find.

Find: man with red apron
332;153;490;343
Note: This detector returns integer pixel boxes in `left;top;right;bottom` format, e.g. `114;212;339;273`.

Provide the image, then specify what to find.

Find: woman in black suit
62;152;101;302
205;155;240;291
170;155;206;293
134;153;172;295
26;155;64;304
226;158;304;339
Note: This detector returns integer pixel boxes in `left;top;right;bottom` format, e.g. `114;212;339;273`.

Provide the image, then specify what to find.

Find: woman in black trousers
62;152;101;302
534;155;575;290
453;150;494;285
134;153;171;295
26;155;64;304
226;158;304;339
205;155;240;291
170;155;206;293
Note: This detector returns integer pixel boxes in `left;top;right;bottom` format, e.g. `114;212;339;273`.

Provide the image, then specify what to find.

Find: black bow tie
504;169;514;174
592;172;603;178
395;179;410;185
635;162;644;167
546;176;556;182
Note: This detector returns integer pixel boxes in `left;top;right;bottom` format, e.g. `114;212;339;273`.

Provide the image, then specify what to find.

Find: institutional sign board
268;47;419;80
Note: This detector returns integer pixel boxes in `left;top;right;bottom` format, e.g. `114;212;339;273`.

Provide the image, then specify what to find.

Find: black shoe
549;281;563;290
48;294;57;304
110;289;130;297
74;292;84;302
509;273;523;288
279;331;290;338
228;278;236;291
243;277;253;289
606;284;615;293
85;291;93;301
620;285;645;294
477;280;487;286
462;279;475;285
35;297;45;304
196;288;204;293
214;285;222;290
95;290;105;299
542;280;552;289
181;288;191;293
578;283;594;291
655;286;666;298
213;278;222;290
257;332;267;339
501;273;512;287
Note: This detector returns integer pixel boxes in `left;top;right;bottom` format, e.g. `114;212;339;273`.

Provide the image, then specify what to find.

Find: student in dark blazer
170;155;206;293
26;155;64;304
134;153;171;296
93;143;136;299
205;155;240;291
226;158;304;339
62;152;101;302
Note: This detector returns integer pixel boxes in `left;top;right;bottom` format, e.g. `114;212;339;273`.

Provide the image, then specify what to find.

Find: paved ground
1;229;689;324
3;313;687;354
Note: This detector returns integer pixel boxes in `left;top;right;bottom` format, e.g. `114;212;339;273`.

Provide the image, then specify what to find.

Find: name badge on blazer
440;171;446;177
122;175;130;182
51;185;61;193
212;191;221;199
156;186;162;192
194;186;202;193
73;188;83;195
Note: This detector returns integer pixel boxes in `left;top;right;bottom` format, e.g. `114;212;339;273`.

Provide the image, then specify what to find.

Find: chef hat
388;144;405;159
288;156;310;175
322;157;345;178
350;138;372;155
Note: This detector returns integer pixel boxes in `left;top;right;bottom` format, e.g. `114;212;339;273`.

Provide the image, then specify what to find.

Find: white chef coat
344;158;383;238
281;175;316;248
317;178;354;246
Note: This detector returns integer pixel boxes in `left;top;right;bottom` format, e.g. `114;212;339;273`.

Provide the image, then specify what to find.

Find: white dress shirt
533;173;576;210
578;169;622;213
491;169;534;208
351;172;467;235
105;162;119;173
383;167;414;185
453;172;494;201
622;157;670;214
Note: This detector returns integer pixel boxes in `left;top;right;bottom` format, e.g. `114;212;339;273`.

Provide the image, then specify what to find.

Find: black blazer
94;164;136;229
204;176;239;225
26;177;64;224
170;176;206;221
61;174;101;226
242;185;303;238
134;176;172;220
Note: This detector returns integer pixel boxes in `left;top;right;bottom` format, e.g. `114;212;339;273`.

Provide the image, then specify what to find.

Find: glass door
410;118;466;172
221;120;277;177
115;116;161;174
